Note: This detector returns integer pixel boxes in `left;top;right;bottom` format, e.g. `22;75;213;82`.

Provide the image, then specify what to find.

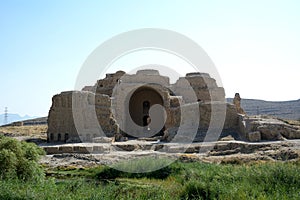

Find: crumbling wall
95;70;125;96
47;91;117;143
172;73;225;103
95;93;118;137
47;69;242;143
47;92;77;142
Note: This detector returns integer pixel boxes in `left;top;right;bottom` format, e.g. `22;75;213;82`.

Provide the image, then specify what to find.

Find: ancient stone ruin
233;93;245;114
47;69;300;143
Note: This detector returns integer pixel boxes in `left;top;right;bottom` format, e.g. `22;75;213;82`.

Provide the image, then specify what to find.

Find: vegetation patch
1;135;300;199
0;135;45;181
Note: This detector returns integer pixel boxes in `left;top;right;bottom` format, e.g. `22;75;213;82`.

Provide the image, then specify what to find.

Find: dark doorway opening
129;87;163;127
143;101;150;114
143;115;151;126
64;133;69;143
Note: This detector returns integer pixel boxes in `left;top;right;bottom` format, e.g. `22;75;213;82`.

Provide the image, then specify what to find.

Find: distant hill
20;117;48;126
227;98;300;120
0;114;40;126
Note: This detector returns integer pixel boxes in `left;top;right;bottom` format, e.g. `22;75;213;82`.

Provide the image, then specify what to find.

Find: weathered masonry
47;69;242;143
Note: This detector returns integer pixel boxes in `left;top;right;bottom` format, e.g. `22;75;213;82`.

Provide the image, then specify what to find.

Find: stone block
247;131;261;142
59;146;73;153
93;137;113;143
43;147;59;154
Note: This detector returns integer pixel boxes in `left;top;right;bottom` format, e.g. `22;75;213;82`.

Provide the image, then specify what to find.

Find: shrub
0;149;18;179
0;136;45;181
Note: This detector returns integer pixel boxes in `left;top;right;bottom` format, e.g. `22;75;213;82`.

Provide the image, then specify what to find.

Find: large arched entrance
128;87;165;136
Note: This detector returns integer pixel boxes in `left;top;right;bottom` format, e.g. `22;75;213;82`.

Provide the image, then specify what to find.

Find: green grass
1;161;300;199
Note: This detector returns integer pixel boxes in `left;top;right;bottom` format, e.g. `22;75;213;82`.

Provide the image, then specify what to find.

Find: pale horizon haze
0;0;300;117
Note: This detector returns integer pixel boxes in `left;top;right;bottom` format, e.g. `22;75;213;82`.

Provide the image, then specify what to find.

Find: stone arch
129;86;164;128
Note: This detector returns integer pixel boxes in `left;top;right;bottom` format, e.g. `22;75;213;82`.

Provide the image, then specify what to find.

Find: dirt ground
1;124;300;169
39;139;300;169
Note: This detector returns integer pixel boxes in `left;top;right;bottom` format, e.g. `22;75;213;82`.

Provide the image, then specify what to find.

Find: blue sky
0;0;300;117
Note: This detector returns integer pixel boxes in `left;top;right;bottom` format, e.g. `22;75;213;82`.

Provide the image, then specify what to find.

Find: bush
0;136;45;181
0;149;18;179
